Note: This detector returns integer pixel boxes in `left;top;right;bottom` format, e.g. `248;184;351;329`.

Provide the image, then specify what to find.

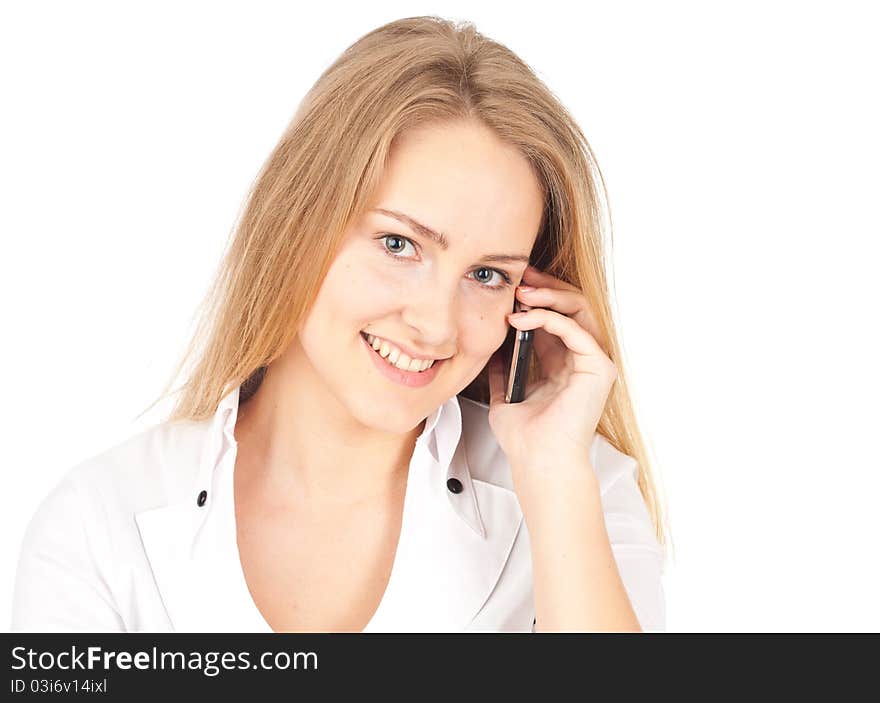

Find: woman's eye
380;234;415;256
376;234;512;291
471;267;511;289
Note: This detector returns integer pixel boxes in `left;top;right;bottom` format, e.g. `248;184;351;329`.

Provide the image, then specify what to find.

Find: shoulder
21;417;209;544
57;418;207;513
457;395;666;631
457;395;663;555
12;418;209;631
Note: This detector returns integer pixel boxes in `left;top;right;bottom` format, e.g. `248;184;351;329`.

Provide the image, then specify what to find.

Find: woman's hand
486;264;617;504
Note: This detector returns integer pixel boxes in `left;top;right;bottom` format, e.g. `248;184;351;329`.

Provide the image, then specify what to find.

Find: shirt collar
136;381;526;632
198;381;485;538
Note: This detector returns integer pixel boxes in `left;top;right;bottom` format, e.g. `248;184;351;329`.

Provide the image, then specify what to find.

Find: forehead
370;121;545;254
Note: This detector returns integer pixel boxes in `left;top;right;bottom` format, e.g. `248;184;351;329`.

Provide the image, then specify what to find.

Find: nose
400;279;458;354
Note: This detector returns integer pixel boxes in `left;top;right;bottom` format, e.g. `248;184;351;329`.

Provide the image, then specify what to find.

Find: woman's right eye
377;234;417;258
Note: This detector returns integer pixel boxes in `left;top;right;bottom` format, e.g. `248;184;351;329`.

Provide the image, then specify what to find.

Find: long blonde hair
140;15;672;555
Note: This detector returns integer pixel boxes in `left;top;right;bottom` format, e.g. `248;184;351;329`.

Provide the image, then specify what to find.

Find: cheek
459;311;510;356
317;255;402;323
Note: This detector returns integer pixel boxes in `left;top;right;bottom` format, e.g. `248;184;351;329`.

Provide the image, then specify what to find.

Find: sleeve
11;475;126;632
600;457;667;632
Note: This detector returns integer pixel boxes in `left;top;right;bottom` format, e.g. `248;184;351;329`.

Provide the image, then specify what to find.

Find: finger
516;285;601;345
521;264;581;293
507;307;613;374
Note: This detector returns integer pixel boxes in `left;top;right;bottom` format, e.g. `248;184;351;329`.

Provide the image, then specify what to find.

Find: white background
2;1;878;632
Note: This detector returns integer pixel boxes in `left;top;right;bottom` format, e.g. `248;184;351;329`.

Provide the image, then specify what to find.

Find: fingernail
517;285;535;293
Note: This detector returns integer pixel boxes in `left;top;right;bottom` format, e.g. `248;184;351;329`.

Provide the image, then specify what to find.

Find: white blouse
11;385;667;632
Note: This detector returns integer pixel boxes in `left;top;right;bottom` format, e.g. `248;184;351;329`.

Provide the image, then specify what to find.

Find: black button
197;490;208;507
446;478;463;494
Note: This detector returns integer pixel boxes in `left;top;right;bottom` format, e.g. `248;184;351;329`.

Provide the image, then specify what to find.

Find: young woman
12;16;671;632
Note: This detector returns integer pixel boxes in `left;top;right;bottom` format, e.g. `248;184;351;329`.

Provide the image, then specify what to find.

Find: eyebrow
370;207;531;264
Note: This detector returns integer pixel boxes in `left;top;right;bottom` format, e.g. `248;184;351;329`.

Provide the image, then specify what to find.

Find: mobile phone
504;299;534;403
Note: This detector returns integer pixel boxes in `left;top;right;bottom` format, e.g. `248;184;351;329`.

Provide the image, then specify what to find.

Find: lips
360;331;438;368
361;331;445;388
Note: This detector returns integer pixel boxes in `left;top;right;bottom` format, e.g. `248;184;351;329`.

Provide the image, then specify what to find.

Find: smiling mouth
360;331;444;373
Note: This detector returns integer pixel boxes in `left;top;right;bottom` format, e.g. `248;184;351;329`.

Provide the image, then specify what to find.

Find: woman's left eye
376;234;512;291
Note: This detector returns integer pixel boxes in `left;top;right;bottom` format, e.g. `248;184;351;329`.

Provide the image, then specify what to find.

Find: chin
345;392;424;434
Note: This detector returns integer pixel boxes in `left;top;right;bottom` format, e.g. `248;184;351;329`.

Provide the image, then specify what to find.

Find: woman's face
296;119;545;433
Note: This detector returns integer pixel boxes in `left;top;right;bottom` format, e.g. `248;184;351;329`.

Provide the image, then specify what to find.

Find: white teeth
364;333;435;372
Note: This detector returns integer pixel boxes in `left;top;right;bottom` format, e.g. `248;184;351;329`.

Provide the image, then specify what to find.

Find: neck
233;345;426;510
